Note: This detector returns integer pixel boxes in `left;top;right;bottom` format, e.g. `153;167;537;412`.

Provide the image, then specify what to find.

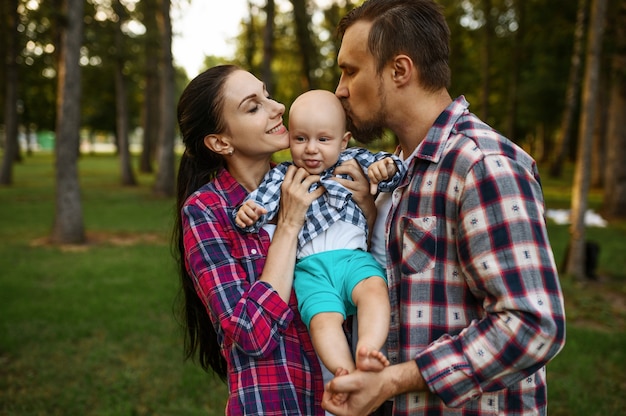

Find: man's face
336;21;388;143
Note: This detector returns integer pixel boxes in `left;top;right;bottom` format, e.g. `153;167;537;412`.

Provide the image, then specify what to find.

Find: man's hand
322;361;426;416
322;368;390;416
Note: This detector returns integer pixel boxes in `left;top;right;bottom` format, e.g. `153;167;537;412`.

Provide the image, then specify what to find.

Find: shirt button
251;249;257;254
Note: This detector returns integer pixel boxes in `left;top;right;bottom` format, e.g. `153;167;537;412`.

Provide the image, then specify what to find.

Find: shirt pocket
229;231;267;279
400;216;437;274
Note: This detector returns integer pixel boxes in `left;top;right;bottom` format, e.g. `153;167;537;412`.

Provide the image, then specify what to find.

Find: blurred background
1;0;625;414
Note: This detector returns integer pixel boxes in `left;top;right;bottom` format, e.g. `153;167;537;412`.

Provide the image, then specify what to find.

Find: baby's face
288;92;350;175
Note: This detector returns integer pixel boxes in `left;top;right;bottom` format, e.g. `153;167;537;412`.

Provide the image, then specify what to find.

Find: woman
173;65;374;415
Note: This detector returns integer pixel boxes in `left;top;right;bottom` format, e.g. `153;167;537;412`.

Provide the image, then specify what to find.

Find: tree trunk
113;0;137;186
603;0;626;219
140;0;159;174
290;0;317;90
590;71;608;188
549;0;588;178
565;0;608;280
262;0;276;93
0;0;19;186
51;0;85;245
505;0;524;143
480;0;493;122
244;1;256;71
153;0;175;197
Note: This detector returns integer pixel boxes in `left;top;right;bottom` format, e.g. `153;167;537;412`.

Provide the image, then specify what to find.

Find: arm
415;155;566;406
332;158;377;241
259;166;324;301
182;166;323;356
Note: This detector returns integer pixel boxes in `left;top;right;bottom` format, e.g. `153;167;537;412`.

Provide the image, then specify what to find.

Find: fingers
235;202;267;227
278;165;322;228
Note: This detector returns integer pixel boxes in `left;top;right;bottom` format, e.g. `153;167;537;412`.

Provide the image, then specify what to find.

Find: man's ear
341;131;352;150
391;55;413;86
204;134;233;155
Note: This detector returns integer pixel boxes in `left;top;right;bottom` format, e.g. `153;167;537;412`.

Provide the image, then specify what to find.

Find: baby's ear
341;131;352;150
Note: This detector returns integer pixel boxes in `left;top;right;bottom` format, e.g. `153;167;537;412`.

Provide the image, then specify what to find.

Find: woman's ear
204;134;233;155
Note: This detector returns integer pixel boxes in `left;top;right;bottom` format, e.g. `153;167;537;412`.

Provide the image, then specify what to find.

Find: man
322;1;566;415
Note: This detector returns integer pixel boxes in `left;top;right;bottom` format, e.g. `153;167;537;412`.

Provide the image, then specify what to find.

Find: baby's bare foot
356;345;390;371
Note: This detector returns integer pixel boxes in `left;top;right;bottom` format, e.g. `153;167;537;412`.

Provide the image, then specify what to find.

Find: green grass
1;154;625;415
0;154;228;415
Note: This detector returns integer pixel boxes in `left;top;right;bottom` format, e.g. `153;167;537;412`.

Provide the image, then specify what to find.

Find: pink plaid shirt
182;168;324;415
383;97;566;415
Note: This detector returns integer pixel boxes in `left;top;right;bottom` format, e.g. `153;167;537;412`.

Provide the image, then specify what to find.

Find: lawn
1;153;625;415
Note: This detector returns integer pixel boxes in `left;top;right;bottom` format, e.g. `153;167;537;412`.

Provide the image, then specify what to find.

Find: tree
565;0;608;280
51;0;86;244
0;0;20;186
549;0;588;178
153;0;175;197
479;0;493;121
112;0;137;186
504;0;524;142
290;0;319;90
603;0;626;219
262;0;276;93
139;0;160;174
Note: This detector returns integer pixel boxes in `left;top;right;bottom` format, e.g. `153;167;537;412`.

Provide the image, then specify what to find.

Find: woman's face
220;70;289;157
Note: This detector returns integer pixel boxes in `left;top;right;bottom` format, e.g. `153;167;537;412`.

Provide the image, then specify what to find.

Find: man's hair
337;0;451;91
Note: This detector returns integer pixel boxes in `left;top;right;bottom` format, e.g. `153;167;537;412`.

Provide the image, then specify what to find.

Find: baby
234;90;406;376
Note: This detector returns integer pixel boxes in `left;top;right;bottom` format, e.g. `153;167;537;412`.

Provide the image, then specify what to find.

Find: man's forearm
385;360;429;398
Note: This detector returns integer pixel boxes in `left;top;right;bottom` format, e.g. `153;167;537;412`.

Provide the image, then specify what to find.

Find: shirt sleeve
415;155;566;407
346;147;406;192
183;198;293;358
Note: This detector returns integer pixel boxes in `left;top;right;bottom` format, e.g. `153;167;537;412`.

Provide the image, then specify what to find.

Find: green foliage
6;0;606;155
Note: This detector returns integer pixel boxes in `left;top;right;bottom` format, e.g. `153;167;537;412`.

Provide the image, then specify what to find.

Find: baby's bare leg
309;312;355;375
351;276;390;371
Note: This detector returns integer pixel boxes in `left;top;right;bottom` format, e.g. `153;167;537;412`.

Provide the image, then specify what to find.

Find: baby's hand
367;158;398;195
235;200;267;228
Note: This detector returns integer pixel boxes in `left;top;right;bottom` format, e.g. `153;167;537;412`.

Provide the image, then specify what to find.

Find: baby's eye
295;136;306;142
319;136;330;142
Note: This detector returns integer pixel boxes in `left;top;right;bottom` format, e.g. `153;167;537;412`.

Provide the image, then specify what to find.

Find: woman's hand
277;165;323;230
261;165;322;302
332;159;377;232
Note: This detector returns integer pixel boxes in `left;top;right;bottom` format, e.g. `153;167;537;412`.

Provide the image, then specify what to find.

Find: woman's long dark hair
172;65;239;380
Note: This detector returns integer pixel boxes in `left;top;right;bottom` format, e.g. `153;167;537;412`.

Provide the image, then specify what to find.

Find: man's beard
345;116;386;145
341;84;387;144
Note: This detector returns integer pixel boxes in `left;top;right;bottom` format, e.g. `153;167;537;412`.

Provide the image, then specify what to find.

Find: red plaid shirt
383;97;566;415
182;168;324;415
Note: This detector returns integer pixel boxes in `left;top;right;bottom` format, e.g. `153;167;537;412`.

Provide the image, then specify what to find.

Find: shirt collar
212;167;249;206
410;95;469;165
